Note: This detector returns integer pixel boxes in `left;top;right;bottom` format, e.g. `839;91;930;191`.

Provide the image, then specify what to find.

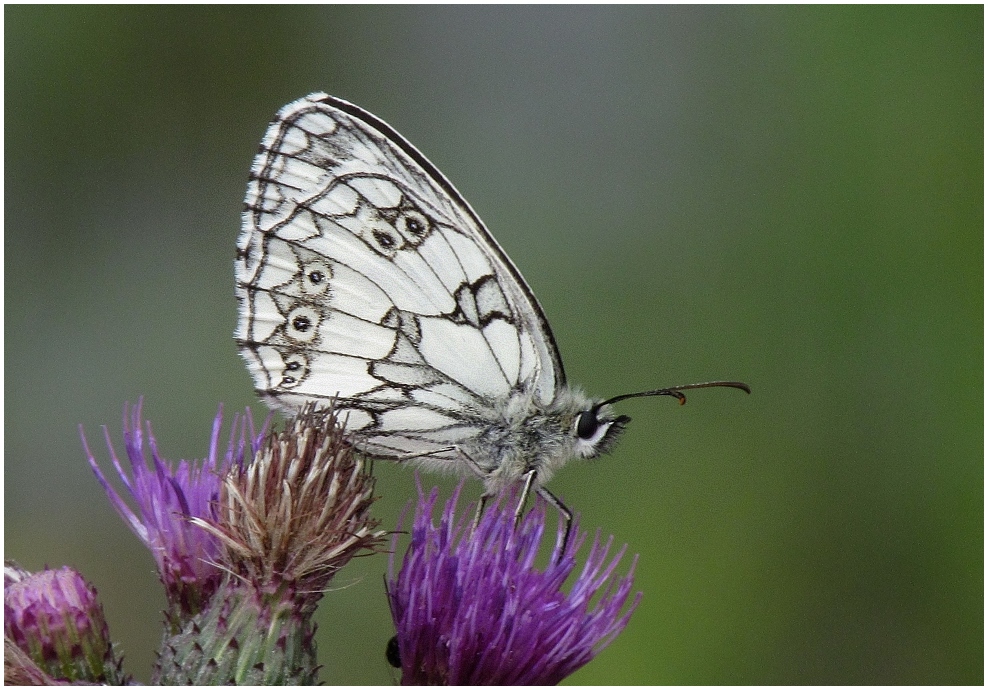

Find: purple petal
387;477;641;685
81;399;268;614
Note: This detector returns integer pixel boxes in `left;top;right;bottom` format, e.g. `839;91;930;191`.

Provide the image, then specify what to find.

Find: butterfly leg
452;445;489;481
454;446;493;534
472;468;537;534
535;485;573;558
513;469;538;528
472;492;491;534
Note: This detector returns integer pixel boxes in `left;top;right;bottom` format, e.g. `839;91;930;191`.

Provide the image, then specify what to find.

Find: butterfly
235;93;748;531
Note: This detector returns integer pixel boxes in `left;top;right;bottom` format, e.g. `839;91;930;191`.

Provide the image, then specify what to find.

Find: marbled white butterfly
235;93;748;529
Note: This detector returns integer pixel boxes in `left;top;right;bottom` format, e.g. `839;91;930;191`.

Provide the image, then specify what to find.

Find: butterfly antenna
599;380;751;408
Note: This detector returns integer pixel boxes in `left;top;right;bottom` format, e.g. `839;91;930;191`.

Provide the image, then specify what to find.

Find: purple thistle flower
81;399;267;621
386;479;642;685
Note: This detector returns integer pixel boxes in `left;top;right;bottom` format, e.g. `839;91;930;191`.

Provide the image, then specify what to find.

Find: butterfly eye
576;410;600;440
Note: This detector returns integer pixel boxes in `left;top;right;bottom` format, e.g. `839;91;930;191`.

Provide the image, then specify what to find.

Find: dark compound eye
385;635;401;669
576;410;600;440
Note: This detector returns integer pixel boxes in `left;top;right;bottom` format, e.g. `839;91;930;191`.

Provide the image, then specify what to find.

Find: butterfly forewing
235;93;563;460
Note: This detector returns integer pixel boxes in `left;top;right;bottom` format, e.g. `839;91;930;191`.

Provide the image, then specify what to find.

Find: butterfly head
570;401;630;459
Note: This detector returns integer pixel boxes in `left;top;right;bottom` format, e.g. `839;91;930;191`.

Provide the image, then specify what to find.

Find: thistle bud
4;564;126;684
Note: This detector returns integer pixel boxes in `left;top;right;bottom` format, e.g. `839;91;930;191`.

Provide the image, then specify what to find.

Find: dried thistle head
195;402;386;600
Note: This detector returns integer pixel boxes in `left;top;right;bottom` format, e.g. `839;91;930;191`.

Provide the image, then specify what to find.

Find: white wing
235;93;564;461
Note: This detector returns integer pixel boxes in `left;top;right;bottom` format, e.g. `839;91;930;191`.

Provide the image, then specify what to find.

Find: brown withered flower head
150;402;387;684
193;401;386;604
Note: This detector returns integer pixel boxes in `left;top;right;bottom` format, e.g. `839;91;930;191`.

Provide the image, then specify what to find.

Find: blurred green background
5;6;981;684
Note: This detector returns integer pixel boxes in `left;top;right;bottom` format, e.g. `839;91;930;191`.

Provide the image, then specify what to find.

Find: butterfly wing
235;93;564;460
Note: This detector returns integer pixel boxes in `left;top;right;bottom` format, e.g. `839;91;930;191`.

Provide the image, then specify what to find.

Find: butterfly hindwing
235;93;564;460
